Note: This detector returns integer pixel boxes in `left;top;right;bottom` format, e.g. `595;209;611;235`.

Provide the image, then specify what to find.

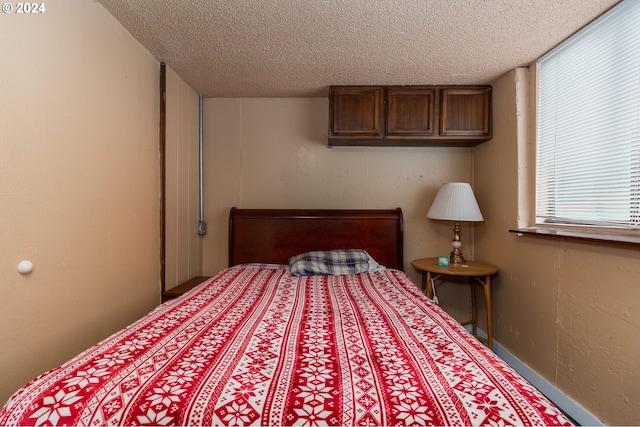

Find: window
536;0;640;230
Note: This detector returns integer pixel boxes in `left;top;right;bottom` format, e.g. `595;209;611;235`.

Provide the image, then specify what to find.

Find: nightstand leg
425;271;434;299
472;275;494;350
470;279;477;336
484;275;493;350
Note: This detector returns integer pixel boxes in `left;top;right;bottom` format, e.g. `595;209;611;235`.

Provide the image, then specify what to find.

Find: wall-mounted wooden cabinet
329;85;491;147
386;87;435;137
440;87;491;138
330;86;384;138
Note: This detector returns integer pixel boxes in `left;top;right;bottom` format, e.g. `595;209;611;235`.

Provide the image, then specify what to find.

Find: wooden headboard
228;207;404;270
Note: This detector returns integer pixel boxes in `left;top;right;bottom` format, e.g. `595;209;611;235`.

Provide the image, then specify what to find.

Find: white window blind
536;0;640;229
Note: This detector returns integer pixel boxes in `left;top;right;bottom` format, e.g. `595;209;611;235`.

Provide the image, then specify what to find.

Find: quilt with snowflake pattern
0;265;572;426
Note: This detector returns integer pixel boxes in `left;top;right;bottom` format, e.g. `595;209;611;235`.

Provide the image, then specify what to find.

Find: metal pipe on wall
197;94;207;236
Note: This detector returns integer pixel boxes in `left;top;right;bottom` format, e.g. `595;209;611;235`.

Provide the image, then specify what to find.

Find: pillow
366;253;385;272
289;249;378;276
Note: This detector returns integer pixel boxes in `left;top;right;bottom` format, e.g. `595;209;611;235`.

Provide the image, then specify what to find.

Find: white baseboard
467;326;603;426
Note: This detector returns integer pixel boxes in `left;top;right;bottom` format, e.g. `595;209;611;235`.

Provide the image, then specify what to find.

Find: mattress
0;265;571;426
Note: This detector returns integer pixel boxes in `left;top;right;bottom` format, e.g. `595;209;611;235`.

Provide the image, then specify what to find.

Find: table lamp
427;182;484;264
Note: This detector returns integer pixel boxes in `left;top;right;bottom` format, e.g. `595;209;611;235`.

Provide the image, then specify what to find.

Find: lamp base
449;248;466;265
450;221;466;265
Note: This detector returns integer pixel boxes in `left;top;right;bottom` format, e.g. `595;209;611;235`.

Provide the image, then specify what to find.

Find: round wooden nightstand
411;257;498;350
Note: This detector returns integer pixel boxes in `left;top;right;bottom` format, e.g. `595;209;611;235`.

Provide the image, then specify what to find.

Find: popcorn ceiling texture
97;0;619;97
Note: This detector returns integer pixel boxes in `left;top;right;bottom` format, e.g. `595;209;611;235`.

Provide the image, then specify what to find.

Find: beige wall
164;67;202;290
201;98;478;298
0;0;160;404
475;68;640;425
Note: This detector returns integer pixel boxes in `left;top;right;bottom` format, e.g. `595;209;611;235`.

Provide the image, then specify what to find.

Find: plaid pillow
289;249;371;276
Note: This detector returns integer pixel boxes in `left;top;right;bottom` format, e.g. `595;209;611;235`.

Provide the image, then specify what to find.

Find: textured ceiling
96;0;619;97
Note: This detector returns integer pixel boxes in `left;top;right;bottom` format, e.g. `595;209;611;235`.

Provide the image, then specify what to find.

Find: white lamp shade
427;183;484;222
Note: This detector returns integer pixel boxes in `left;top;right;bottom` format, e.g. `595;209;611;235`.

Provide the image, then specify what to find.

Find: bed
0;207;571;426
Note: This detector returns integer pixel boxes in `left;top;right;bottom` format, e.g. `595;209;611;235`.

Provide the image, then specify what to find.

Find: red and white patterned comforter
0;265;571;426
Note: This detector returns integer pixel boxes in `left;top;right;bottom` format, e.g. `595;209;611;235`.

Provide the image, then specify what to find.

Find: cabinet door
329;86;384;137
440;87;491;137
386;87;435;136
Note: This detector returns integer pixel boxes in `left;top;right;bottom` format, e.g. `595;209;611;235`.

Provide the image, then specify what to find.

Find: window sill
509;227;640;247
